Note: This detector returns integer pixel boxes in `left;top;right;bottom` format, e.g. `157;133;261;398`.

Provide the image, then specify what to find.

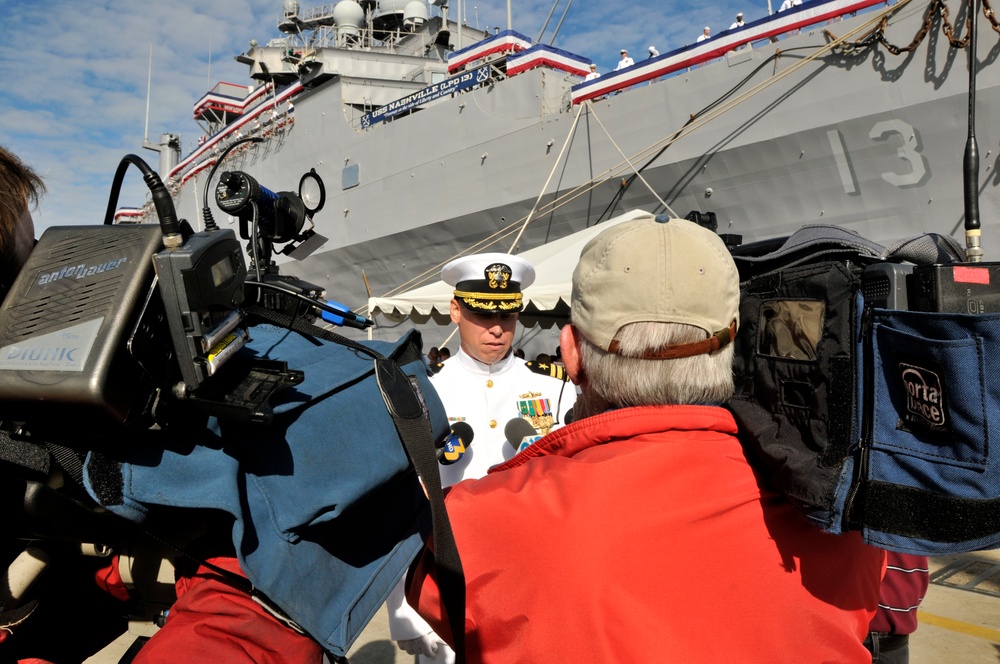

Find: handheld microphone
504;417;540;454
437;421;474;465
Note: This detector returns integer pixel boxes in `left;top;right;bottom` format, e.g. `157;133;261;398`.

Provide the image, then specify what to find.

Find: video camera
0;149;464;663
0;149;371;429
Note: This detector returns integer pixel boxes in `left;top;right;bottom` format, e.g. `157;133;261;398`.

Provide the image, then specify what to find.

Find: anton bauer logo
899;361;947;429
37;257;127;286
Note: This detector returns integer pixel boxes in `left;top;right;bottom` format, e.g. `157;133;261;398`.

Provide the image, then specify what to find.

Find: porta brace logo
37;257;127;285
899;361;946;429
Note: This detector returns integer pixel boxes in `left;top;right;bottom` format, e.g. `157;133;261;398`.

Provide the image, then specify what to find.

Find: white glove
396;631;444;657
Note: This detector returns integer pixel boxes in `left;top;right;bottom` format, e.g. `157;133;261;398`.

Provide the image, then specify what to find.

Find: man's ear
450;298;461;325
560;324;584;385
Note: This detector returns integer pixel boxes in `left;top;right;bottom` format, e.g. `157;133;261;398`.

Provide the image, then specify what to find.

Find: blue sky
0;0;755;234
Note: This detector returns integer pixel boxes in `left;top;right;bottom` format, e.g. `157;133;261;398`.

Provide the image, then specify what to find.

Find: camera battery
908;262;1000;314
0;225;164;424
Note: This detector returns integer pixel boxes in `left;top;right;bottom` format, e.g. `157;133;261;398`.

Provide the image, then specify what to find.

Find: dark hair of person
0;145;45;284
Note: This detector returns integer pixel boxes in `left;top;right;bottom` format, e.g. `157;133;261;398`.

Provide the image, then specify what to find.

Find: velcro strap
864;481;1000;543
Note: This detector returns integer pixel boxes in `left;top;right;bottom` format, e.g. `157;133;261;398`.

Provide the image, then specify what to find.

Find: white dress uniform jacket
385;347;576;661
431;348;576;485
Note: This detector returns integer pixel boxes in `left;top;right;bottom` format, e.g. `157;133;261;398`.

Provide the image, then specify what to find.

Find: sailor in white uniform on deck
614;48;635;70
385;252;576;663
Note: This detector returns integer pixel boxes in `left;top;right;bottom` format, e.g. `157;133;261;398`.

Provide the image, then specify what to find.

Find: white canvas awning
368;210;654;327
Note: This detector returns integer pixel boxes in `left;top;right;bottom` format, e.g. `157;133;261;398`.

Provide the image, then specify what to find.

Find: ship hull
173;0;1000;344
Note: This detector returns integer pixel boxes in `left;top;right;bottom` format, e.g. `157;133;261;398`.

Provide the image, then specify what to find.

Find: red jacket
134;557;323;664
409;404;885;663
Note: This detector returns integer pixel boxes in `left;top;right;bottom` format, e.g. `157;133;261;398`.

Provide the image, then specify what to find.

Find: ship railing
170;81;303;185
572;0;891;104
193;82;273;121
447;29;534;74
506;43;593;78
112;199;158;225
277;6;450;54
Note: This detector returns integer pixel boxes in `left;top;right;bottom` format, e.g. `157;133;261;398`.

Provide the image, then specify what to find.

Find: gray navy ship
126;0;1000;341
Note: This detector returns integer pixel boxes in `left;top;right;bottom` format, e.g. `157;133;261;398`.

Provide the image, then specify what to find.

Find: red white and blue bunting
572;0;887;104
447;29;533;73
506;43;592;78
192;82;274;120
170;81;303;185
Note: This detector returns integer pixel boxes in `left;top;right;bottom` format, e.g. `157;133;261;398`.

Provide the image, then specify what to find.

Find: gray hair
578;321;734;406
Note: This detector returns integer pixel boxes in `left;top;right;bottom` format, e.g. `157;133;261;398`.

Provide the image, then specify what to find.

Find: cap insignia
485;263;512;290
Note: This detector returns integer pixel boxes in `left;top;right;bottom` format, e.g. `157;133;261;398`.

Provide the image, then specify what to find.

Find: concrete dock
912;550;1000;663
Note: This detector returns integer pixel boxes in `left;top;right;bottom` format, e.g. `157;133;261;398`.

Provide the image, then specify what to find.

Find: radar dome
333;0;365;36
283;0;300;15
403;1;429;28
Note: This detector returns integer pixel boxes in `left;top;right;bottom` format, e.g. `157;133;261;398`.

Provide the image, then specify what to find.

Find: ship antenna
536;0;559;42
140;46;180;179
143;45;152;145
549;0;574;45
963;0;982;262
207;32;213;91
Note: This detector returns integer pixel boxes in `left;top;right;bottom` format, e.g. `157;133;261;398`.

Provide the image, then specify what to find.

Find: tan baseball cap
571;216;739;358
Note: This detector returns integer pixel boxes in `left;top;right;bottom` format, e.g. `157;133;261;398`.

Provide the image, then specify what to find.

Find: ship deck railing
193;81;273;120
571;0;892;104
170;81;302;185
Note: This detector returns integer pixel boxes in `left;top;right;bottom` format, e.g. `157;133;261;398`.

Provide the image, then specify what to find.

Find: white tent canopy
367;210;654;327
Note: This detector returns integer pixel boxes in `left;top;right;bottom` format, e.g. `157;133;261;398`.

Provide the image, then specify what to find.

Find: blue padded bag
856;306;1000;554
730;224;1000;555
84;323;449;656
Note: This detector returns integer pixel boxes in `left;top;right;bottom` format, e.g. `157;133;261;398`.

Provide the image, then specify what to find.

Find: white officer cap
442;253;536;314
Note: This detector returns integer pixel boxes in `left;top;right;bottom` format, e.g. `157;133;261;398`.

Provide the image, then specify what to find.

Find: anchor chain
833;0;992;56
983;0;1000;32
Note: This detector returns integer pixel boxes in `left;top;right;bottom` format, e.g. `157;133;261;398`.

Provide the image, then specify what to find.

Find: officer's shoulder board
524;360;568;381
430;361;447;374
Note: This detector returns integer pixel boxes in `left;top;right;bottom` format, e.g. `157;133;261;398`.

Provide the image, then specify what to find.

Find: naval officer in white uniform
386;252;576;662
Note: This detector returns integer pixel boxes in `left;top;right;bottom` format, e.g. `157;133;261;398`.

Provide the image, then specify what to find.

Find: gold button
486;379;494;388
490;420;497;428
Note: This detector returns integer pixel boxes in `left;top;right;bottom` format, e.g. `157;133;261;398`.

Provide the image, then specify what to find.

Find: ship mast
141;44;181;180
